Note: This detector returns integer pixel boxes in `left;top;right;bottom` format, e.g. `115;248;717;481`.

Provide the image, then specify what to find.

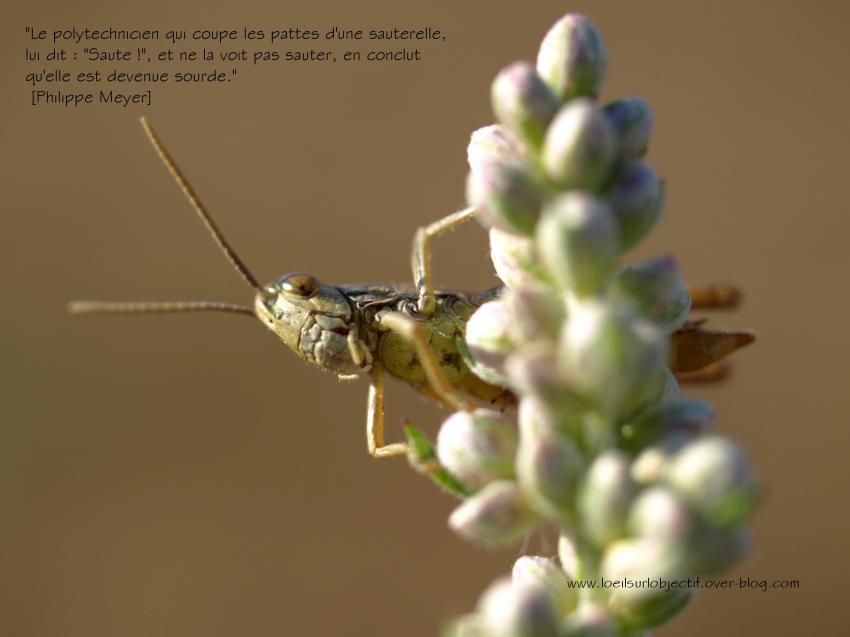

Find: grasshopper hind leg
377;310;474;413
675;362;731;384
688;285;741;310
412;207;477;315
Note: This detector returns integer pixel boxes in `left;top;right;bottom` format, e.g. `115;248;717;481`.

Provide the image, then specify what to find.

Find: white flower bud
560;603;618;637
492;61;561;150
577;451;636;548
503;286;565;345
557;531;580;581
665;436;757;528
467;159;544;236
536;193;620;297
542;99;617;192
506;349;585;418
437;409;518;490
558;300;668;418
478;577;560;637
512;556;578;617
629;486;694;540
602;538;681;582
601;539;692;630
464;300;516;372
606;161;665;251
517;421;585;520
449;481;536;546
608;256;691;332
467;125;524;174
630;434;694;484
489;227;554;290
536;14;607;100
603;98;653;159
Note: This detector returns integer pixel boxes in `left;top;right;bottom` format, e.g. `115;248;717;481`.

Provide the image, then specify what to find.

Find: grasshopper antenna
140;116;262;291
68;300;255;317
68;119;263;318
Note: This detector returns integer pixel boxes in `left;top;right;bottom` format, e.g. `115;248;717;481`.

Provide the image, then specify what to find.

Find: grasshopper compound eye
278;272;321;298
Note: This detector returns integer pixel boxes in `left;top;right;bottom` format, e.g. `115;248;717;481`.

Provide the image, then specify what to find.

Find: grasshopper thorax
254;272;372;375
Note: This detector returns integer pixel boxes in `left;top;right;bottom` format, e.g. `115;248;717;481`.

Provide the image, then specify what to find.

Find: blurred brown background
2;1;848;635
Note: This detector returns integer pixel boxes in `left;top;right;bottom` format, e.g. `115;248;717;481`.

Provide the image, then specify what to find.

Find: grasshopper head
255;272;364;374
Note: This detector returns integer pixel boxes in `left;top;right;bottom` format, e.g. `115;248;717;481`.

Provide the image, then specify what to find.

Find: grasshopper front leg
412;207;477;315
366;365;407;458
364;362;445;479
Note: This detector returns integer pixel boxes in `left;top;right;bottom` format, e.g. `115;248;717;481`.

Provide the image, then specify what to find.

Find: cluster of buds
416;14;757;636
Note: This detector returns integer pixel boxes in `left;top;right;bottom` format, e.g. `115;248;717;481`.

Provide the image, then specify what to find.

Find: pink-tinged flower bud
577;451;636;548
557;531;581;580
558;300;669;418
630;434;695;484
449;480;536;546
536;193;619;296
603;98;653;159
464;299;516;373
605;161;665;251
600;539;692;630
467;125;524;174
512;556;578;617
664;436;757;528
560;603;618;637
516;418;585;521
503;286;565;344
492;61;561;150
629;486;695;540
542;99;617;192
467;159;545;236
489;227;554;290
506;349;585;418
437;409;517;490
536;14;607;100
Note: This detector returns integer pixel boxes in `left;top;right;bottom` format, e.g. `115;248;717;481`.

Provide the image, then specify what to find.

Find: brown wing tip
736;331;756;348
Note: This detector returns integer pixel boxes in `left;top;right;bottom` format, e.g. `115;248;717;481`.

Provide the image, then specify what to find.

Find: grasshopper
70;119;753;463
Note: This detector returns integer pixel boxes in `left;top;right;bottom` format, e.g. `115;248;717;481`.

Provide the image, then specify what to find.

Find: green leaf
405;425;471;498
